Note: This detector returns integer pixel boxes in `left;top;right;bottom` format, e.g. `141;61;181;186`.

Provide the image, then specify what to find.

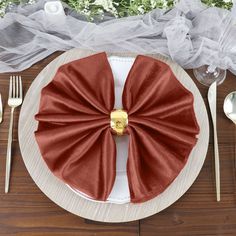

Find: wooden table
0;52;236;236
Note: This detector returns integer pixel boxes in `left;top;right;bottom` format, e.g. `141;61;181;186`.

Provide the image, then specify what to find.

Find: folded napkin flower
35;52;199;203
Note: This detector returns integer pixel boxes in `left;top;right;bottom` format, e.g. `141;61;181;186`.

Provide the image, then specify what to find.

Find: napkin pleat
123;60;173;115
56;54;114;114
39;83;104;115
126;122;196;203
128;118;197;146
36;122;116;201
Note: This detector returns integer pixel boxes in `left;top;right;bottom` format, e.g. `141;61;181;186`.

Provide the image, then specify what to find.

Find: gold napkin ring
110;109;128;135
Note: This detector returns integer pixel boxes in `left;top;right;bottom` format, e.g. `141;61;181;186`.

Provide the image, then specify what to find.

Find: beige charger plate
18;48;209;222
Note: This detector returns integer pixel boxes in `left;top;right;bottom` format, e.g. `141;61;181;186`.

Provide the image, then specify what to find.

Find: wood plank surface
0;52;235;235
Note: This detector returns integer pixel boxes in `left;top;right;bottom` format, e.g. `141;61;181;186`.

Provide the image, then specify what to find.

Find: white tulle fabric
0;0;236;74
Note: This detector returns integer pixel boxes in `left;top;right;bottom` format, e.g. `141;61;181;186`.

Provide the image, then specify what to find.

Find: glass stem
207;65;217;74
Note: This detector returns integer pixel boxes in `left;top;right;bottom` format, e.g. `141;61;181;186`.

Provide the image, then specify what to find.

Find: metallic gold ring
110;109;128;135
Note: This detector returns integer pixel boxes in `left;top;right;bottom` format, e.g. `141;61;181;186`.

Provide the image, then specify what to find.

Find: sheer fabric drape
0;0;236;74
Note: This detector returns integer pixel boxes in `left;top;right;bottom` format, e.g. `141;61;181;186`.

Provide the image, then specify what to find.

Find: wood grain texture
0;50;235;234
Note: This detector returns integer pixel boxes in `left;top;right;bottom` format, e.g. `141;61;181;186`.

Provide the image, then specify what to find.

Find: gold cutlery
5;76;23;193
208;81;220;201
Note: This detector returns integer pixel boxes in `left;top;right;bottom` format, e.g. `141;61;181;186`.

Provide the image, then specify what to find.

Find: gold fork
5;76;23;193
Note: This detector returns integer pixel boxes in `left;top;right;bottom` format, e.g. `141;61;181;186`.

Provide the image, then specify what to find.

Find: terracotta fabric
35;52;200;203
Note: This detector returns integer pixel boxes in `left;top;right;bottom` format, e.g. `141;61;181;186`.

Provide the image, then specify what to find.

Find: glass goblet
193;65;226;87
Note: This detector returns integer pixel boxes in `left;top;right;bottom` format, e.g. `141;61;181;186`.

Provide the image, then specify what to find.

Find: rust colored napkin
35;52;199;203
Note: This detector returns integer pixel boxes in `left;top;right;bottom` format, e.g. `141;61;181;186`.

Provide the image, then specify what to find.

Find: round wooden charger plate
19;48;209;222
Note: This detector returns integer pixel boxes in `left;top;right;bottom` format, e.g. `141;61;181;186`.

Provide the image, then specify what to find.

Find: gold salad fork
5;76;23;193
